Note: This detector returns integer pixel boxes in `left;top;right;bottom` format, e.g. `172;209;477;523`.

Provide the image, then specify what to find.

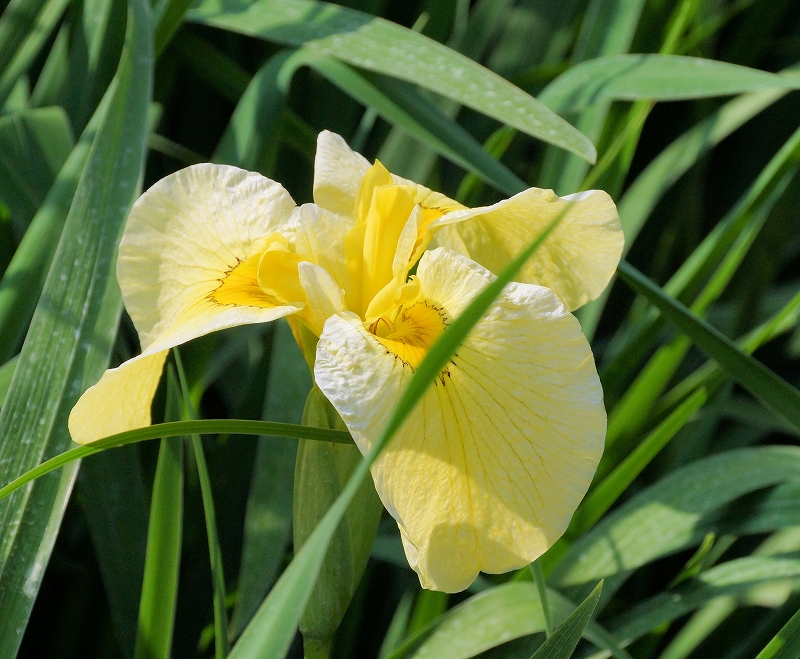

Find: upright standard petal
313;130;371;216
312;130;623;311
433;189;623;311
69;165;304;444
315;248;606;592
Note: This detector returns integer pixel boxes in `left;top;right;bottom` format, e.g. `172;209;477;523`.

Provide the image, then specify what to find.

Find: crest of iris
212;158;464;369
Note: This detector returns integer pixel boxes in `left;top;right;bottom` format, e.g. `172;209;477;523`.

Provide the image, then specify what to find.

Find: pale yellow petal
292;203;355;293
313;130;371;216
315;248;606;592
433;188;623;311
68;351;168;445
298;261;346;334
118;163;299;348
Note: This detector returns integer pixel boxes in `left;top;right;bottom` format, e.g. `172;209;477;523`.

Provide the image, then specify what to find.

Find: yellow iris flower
69;131;622;593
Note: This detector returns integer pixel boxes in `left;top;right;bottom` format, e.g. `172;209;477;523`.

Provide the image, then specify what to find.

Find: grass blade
0;355;17;404
186;0;596;162
134;368;184;659
0;0;152;652
0;99;105;363
755;603;800;659
78;445;148;658
0;107;73;236
568;388;709;540
0;419;352;504
174;349;230;659
230;321;310;639
540;55;800;114
277;49;526;196
617;261;800;433
529;582;602;659
0;0;70;108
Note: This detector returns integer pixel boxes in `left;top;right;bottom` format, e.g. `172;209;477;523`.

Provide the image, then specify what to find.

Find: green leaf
395;583;625;659
379;592;414;659
540;55;800;114
173;349;230;659
0;0;49;81
755;603;800;659
568;388;709;539
134;368;184;659
186;0;596;162
617;69;800;252
576;70;800;337
601;122;800;401
0;107;73;235
153;0;196;57
0;100;102;364
29;24;68;108
406;584;555;659
550;447;800;591
407;590;449;638
608;552;800;648
294;387;383;655
60;0;129;133
0;419;352;504
536;0;646;194
213;50;293;172
0;0;152;653
0;0;70;108
0;355;17;405
616;261;800;433
276;49;526;196
78;446;148;659
229;320;310;639
529;582;602;659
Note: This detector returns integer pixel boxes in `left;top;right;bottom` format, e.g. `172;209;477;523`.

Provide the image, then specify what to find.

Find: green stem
174;349;230;658
531;559;553;637
303;637;333;659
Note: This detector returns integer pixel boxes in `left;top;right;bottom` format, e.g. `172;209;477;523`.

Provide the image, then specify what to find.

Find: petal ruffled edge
433;188;623;311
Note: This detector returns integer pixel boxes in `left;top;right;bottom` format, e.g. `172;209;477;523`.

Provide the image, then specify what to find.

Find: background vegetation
1;0;800;658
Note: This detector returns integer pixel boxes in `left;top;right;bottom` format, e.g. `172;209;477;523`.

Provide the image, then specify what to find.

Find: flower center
369;300;447;369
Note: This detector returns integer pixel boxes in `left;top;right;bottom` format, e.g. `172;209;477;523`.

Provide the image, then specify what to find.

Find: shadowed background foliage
1;0;800;658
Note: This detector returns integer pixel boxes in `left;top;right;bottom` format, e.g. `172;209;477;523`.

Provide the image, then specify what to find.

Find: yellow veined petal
432;188;623;311
118;163;300;348
315;248;606;592
313;130;371;215
362;205;422;323
68;351;168;445
360;184;416;316
355;160;395;222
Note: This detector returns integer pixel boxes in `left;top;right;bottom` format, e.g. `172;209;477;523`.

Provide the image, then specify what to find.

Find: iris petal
314;248;606;592
433;188;623;311
69;164;303;444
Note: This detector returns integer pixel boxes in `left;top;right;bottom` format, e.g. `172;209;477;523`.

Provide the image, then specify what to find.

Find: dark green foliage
1;0;800;658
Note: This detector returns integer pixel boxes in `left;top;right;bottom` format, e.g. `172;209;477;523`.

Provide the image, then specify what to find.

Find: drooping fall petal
314;248;606;592
69;164;305;444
